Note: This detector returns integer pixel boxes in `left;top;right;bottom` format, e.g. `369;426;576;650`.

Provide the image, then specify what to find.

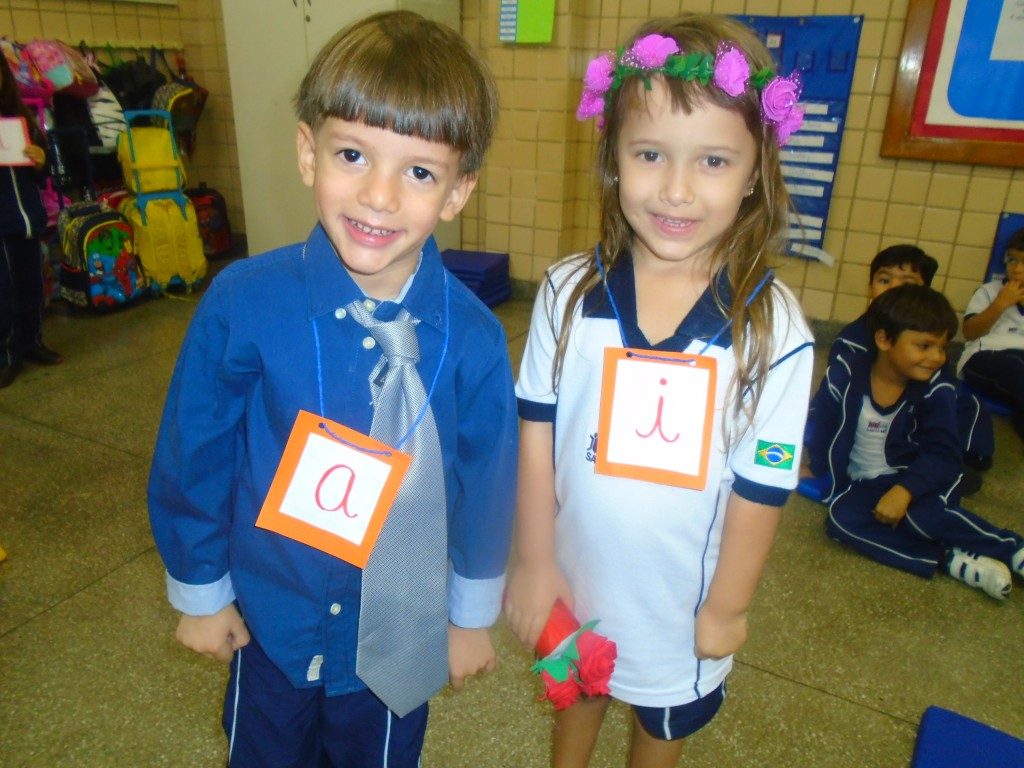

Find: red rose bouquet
531;599;617;709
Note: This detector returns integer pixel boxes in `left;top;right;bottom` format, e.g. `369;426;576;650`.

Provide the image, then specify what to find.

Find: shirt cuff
448;564;505;628
166;571;236;616
517;397;555;422
732;474;791;507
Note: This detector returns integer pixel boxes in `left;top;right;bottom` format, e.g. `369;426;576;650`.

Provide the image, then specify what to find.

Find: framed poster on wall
882;0;1024;168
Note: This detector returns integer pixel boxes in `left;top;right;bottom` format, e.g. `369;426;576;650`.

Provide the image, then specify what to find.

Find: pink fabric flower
583;53;614;92
761;71;804;145
761;72;802;123
538;670;582;710
712;44;750;97
574;630;617;697
775;105;805;145
626;34;679;68
576;88;606;121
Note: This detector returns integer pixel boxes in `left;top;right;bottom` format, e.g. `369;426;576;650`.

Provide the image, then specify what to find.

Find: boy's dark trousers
0;235;44;367
826;474;1022;577
961;349;1024;440
222;635;429;768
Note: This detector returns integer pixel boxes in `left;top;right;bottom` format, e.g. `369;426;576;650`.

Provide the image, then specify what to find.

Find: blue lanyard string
312;271;450;454
595;245;773;355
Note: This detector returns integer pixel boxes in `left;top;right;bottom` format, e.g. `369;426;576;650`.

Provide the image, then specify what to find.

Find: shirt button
329;603;342;616
362;336;376;350
363;299;376;312
334;307;347;320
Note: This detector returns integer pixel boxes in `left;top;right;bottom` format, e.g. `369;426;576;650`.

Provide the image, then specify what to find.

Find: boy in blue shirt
147;12;517;766
801;245;993;500
807;284;1024;600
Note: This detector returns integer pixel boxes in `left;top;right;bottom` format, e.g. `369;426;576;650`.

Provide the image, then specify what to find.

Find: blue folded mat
912;706;1024;767
441;249;510;308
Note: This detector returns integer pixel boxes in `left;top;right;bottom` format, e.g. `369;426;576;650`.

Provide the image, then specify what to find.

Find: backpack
0;37;54;103
116;109;186;193
99;48;165;112
57;200;146;309
22;39;98;99
185;182;232;257
155;50;208;159
119;193;206;292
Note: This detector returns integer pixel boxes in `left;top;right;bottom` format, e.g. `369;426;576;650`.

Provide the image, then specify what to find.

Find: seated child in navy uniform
801;245;993;499
808;284;1024;600
959;227;1024;443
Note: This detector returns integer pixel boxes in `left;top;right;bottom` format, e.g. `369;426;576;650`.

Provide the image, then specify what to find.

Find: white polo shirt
958;279;1024;374
516;253;814;707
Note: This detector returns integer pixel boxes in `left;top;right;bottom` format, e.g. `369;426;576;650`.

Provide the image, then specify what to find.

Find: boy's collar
304;225;447;332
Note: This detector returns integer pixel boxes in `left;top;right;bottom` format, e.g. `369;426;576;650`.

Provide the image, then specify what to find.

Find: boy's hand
994;280;1024;312
874;485;912;527
448;625;495;690
695;602;748;660
175;603;250;663
503;561;573;648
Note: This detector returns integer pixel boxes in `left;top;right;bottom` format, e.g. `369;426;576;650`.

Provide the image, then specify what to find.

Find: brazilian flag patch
755;440;795;470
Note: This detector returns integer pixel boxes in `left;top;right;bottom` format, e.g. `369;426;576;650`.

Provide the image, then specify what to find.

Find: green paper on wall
499;0;556;44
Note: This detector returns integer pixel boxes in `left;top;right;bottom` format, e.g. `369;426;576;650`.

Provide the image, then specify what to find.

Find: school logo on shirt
755;440;795;470
586;433;598;463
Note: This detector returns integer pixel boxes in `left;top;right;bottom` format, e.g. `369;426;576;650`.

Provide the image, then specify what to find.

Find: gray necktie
348;299;449;717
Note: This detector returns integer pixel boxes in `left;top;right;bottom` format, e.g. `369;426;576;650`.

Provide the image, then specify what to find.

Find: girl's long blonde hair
553;14;793;430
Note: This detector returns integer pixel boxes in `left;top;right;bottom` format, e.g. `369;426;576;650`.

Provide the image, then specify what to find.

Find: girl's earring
745;186;755;197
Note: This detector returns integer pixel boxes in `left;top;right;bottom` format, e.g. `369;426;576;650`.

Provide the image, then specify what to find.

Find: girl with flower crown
505;14;814;767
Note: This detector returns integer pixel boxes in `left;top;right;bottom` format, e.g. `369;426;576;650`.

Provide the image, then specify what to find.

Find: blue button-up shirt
148;225;518;695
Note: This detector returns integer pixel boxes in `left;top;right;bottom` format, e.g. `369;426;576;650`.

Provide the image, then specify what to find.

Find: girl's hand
23;143;46;169
695;603;748;660
503;560;573;648
175;603;251;663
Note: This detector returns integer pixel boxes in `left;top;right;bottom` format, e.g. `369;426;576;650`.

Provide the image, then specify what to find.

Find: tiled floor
2;262;1023;767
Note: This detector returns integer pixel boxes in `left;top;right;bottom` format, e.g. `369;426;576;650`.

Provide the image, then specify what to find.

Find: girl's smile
616;78;758;274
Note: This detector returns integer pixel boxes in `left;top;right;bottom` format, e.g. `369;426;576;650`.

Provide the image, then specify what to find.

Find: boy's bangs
316;62;472;155
336;92;466;152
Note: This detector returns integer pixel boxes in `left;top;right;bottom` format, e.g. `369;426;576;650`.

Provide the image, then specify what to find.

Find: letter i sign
256;410;411;566
596;347;716;489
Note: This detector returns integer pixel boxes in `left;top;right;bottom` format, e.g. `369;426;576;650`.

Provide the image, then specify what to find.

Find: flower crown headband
576;33;805;146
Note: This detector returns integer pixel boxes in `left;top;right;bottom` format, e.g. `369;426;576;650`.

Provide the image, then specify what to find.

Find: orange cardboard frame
256;410;411;567
595;348;716;490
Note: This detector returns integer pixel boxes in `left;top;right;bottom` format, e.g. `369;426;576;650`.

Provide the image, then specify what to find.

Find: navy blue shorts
632;683;726;741
223;638;428;767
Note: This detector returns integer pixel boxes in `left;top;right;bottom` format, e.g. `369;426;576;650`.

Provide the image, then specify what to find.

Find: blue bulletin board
738;15;863;266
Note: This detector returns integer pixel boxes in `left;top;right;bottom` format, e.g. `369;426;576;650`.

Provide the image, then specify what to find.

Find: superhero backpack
58;200;147;309
185;182;232;257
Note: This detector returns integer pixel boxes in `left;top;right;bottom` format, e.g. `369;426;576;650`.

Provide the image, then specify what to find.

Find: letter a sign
256;410;411;566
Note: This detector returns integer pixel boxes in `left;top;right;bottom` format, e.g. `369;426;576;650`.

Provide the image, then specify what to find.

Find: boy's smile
874;329;948;384
297;117;477;299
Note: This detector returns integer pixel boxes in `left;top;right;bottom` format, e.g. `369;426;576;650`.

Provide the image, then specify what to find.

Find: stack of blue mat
441;249;511;308
912;706;1024;767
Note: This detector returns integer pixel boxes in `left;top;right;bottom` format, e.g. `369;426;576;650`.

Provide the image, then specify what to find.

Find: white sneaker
946;548;1011;600
1012;546;1024;579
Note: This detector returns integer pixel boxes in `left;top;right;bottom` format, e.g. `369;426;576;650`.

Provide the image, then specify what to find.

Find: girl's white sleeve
728;283;816;506
515;267;568;420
